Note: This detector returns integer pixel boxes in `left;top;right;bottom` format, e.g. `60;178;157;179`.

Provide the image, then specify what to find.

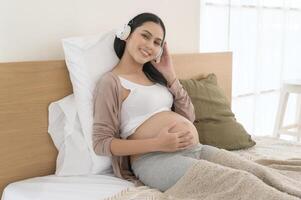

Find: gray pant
131;144;217;191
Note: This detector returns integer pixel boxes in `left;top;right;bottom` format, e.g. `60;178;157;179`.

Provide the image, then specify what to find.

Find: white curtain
200;0;301;137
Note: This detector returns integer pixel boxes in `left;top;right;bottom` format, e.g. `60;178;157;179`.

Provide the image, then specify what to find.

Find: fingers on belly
168;121;199;144
169;121;193;133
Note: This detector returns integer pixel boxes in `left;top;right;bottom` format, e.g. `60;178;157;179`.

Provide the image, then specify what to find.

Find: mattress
1;174;134;200
2;136;300;200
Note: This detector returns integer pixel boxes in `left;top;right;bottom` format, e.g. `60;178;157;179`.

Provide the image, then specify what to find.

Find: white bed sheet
1;174;134;200
232;136;301;160
2;136;300;200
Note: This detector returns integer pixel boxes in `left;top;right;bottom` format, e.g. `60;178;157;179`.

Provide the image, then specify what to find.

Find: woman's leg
131;150;199;192
195;145;301;197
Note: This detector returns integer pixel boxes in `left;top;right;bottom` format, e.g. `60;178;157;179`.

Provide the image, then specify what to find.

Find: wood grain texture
0;52;232;196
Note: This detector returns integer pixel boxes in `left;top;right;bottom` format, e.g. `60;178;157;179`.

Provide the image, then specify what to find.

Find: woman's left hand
151;42;177;86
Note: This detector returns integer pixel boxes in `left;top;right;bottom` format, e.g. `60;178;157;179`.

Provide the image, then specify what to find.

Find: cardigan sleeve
167;78;196;123
92;74;120;156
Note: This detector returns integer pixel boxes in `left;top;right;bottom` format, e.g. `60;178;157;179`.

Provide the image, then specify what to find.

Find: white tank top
118;76;173;139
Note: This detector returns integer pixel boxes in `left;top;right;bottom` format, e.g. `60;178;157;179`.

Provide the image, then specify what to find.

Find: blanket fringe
104;186;164;200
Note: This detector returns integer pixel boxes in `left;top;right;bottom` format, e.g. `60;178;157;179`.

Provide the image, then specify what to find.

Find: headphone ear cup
155;48;163;63
116;24;131;40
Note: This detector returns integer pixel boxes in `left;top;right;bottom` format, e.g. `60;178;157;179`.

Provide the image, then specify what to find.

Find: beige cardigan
92;71;196;186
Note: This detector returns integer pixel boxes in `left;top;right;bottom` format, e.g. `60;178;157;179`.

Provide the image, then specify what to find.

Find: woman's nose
145;40;155;49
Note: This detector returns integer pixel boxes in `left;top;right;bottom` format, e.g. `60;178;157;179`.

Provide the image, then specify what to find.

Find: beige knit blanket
105;148;301;200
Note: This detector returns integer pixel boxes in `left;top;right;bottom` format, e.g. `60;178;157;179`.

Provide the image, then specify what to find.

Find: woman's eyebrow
142;30;162;41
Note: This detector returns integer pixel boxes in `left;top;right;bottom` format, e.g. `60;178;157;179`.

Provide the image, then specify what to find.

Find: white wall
0;0;200;62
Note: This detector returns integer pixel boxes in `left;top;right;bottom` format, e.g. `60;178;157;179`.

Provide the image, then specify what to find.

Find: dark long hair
113;12;168;86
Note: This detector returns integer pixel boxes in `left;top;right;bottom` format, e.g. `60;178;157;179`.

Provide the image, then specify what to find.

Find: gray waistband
132;143;203;166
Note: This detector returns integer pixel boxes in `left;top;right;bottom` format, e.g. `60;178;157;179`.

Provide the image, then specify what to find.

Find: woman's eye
155;42;161;46
142;34;149;39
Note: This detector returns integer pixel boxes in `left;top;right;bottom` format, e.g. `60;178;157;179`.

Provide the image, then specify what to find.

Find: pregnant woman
92;12;201;190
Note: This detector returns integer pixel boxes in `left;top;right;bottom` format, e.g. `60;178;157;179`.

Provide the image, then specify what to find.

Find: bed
1;52;300;200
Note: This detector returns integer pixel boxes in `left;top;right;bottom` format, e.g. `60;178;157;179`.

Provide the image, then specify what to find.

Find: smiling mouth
140;49;151;57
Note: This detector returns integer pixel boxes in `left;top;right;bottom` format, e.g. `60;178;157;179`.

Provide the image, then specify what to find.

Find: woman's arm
151;42;196;123
92;74;123;156
110;138;158;156
110;122;194;156
167;79;196;123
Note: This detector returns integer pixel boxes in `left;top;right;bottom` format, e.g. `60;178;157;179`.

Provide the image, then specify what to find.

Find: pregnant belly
127;111;200;164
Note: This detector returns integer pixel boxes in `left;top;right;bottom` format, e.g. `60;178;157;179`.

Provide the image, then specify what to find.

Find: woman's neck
115;50;144;75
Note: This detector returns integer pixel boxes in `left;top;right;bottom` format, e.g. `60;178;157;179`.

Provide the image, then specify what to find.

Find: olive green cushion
180;74;256;150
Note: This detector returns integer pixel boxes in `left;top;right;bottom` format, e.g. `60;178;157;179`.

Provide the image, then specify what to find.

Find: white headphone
115;24;131;40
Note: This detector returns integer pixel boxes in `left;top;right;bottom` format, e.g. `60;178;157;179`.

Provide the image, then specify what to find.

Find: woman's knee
198;145;220;159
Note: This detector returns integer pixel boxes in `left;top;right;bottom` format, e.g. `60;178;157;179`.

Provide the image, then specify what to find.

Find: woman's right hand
155;122;194;152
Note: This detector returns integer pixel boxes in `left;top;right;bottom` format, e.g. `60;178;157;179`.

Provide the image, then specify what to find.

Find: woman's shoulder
93;71;123;104
96;71;119;87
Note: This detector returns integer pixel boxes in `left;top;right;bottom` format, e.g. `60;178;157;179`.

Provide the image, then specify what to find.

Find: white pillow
62;30;119;174
48;94;113;176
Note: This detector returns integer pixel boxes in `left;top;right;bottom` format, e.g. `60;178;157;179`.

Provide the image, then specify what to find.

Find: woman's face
125;21;164;64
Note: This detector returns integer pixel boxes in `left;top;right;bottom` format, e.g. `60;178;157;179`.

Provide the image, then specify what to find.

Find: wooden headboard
0;52;232;196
